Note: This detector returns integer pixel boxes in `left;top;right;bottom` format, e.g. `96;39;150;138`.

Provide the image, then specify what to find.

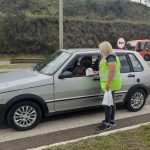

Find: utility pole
59;0;63;50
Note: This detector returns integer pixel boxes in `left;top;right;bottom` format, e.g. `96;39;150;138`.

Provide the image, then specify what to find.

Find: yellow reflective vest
99;56;122;91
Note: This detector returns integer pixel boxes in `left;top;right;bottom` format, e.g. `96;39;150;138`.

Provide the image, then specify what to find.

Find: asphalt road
0;99;149;130
1;114;150;150
0;100;149;150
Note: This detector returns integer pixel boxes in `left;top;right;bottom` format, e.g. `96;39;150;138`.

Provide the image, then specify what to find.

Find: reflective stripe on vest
100;75;121;81
100;70;120;75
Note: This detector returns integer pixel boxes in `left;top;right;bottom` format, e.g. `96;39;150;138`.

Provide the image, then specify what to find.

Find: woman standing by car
97;41;122;131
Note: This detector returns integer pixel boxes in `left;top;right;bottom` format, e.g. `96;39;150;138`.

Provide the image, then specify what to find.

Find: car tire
124;89;146;112
7;101;42;131
144;54;149;61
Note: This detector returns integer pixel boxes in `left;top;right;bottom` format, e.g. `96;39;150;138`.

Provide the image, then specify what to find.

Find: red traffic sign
117;36;126;49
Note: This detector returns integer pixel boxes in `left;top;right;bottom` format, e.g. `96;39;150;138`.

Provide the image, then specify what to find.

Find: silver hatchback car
0;49;150;131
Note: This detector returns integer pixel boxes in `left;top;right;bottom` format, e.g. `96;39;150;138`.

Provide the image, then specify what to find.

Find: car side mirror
59;71;73;79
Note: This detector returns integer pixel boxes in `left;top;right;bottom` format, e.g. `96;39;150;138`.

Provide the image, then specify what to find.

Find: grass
0;64;35;69
45;125;150;150
0;54;46;61
64;17;150;26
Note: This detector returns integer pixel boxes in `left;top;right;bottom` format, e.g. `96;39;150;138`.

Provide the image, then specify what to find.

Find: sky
131;0;150;6
131;0;144;2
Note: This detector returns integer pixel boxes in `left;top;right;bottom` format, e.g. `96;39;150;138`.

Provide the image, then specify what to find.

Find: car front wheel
7;101;42;131
124;89;146;112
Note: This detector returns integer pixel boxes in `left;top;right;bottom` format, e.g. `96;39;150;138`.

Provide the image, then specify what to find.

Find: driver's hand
93;71;99;75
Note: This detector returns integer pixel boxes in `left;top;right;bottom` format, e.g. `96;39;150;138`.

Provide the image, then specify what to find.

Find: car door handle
93;76;100;81
128;74;135;78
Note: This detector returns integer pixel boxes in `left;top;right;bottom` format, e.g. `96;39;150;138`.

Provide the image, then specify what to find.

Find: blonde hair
99;41;113;58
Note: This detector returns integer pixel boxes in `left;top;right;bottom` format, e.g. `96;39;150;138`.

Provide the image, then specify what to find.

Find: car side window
128;54;143;72
63;54;100;78
137;43;145;52
145;42;150;50
117;54;131;73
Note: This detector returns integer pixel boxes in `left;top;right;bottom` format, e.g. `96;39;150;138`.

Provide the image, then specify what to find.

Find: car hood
0;69;53;93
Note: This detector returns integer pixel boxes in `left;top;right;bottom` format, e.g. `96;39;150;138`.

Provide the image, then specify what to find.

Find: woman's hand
106;84;110;91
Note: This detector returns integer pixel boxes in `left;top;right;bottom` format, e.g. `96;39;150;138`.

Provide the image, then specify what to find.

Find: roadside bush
1;15;150;54
0;0;150;54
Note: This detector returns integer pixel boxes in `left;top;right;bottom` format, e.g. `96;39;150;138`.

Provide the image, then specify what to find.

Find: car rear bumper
0;104;7;122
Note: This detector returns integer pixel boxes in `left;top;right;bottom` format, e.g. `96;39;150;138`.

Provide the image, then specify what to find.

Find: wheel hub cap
13;106;37;128
131;92;144;109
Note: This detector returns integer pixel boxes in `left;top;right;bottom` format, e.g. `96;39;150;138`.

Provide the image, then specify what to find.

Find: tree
145;0;150;6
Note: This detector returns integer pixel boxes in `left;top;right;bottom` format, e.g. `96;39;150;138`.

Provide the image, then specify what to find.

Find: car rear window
128;53;143;72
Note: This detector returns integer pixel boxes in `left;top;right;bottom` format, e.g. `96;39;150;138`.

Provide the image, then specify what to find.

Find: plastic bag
86;68;94;76
102;90;114;106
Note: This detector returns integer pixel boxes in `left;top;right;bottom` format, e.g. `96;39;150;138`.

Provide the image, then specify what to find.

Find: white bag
86;68;94;76
102;90;114;106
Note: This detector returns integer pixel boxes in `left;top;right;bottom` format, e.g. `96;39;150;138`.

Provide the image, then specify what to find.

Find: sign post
117;36;126;49
59;0;63;50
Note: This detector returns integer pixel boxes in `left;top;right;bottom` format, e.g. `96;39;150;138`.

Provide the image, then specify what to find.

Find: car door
127;53;144;85
54;52;101;111
115;52;135;102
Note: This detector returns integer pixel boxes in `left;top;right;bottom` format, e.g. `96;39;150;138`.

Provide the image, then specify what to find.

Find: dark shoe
96;123;111;131
110;121;116;126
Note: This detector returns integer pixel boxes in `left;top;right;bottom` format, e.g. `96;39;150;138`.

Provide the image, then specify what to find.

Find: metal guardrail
10;58;45;64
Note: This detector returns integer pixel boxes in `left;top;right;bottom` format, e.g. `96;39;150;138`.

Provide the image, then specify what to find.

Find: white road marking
28;122;150;150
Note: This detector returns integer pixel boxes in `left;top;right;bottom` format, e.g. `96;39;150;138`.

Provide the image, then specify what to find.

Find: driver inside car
73;56;92;77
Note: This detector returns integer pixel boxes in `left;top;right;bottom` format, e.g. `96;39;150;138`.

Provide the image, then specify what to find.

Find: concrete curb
28;122;150;150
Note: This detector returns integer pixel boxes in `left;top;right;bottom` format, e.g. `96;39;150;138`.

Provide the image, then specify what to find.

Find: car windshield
126;41;137;50
34;51;72;75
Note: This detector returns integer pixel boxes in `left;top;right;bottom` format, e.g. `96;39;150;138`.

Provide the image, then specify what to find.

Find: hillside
0;0;150;21
0;0;150;54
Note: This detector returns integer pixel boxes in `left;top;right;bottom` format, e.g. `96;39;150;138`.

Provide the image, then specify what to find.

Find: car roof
61;48;138;54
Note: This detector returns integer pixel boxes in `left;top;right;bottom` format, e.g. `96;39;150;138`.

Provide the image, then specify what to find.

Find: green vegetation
0;0;150;54
45;125;150;150
0;64;34;69
0;54;46;60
